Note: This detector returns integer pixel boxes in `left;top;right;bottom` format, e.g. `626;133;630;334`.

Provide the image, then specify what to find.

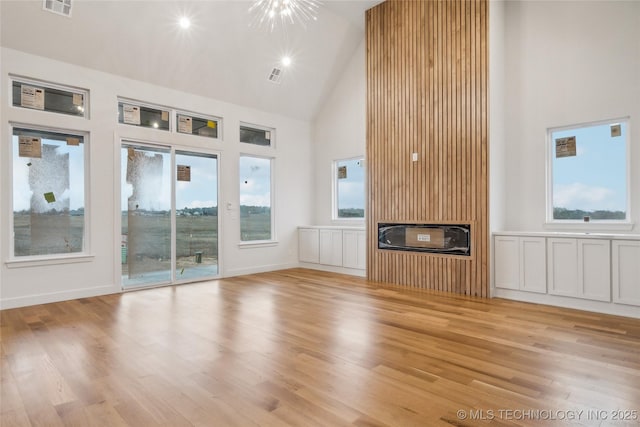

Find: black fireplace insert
378;223;471;256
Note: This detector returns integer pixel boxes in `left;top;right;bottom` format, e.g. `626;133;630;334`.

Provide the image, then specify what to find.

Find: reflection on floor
3;268;639;426
122;264;218;288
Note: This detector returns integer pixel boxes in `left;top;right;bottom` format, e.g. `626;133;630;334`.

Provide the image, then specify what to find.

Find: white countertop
299;225;366;231
493;231;640;240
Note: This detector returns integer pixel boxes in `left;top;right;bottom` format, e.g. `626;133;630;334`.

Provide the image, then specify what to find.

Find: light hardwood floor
2;268;639;426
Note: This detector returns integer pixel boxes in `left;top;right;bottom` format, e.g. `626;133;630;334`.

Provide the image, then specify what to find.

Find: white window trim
544;117;633;231
7;122;92;262
238;154;276;245
6;254;95;269
332;156;366;222
238;241;279;249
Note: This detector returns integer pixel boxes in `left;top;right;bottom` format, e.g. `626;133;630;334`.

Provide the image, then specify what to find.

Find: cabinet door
356;230;366;270
298;228;319;263
343;230;366;270
319;229;343;266
494;236;519;290
578;239;611;302
520;237;546;293
547;238;578;297
612;240;640;306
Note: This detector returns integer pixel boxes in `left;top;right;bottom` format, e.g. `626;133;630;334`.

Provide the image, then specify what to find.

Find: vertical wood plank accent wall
366;0;488;296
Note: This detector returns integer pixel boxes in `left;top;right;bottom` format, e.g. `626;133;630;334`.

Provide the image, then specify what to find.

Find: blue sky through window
175;153;218;210
551;121;627;216
239;156;271;207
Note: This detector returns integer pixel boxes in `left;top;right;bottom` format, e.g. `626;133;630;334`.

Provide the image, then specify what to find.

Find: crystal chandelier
249;0;322;31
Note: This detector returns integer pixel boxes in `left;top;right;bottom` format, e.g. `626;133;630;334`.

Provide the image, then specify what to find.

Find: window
334;157;365;219
118;99;170;131
240;123;274;147
12;78;88;117
239;155;273;242
548;118;629;223
11;126;87;257
176;112;221;139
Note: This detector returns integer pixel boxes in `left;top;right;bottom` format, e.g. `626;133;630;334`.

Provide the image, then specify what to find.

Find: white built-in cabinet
520;237;547;293
298;228;320;263
547;238;610;301
298;226;366;275
494;233;640;317
578;239;611;302
343;229;367;270
495;236;546;293
546;238;578;297
612;240;640;306
319;229;343;266
494;236;519;290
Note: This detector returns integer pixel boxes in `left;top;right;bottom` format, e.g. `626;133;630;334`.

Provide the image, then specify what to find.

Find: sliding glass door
121;143;218;289
175;151;218;281
121;144;171;287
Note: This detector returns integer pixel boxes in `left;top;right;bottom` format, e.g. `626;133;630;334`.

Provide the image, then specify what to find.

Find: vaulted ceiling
0;0;380;121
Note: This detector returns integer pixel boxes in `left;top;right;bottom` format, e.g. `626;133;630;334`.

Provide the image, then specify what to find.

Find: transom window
11;78;88;117
118;99;170;131
547;118;630;224
176;112;221;139
240;123;274;147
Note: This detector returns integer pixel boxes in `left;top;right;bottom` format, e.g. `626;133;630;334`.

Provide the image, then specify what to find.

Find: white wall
489;0;507;296
489;0;506;234
311;40;366;226
502;0;640;234
0;47;313;309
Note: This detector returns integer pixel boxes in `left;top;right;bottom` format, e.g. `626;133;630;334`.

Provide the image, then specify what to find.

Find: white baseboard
1;264;301;309
493;288;640;319
0;284;120;310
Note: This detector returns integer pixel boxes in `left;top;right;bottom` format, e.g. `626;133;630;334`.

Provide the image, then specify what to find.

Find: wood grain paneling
366;0;488;296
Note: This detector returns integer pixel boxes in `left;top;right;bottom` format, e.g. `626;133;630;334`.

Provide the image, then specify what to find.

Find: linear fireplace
378;223;471;256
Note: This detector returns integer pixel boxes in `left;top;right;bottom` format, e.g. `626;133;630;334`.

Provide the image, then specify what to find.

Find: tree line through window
549;118;629;223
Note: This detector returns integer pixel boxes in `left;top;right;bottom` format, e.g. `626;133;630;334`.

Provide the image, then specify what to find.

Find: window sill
332;217;366;224
544;221;635;232
5;254;95;269
238;241;278;249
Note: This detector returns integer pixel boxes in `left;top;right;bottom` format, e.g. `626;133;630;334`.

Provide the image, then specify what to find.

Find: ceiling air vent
267;67;283;84
43;0;72;17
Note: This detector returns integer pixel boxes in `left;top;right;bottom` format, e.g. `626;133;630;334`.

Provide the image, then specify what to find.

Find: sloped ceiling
0;0;380;121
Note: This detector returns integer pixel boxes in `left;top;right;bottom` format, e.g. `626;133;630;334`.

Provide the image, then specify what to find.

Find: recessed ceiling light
179;16;191;29
281;56;292;67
